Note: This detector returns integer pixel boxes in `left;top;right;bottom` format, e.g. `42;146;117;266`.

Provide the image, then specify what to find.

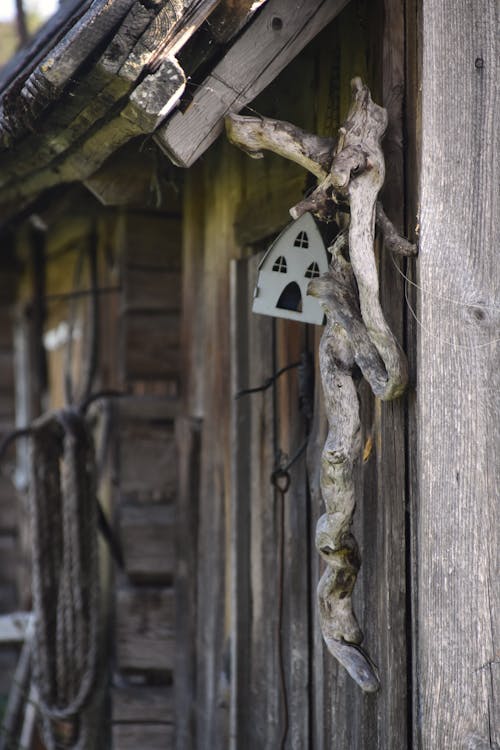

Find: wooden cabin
0;1;497;749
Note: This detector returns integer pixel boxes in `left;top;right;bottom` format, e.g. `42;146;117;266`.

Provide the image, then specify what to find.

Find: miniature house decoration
252;212;329;325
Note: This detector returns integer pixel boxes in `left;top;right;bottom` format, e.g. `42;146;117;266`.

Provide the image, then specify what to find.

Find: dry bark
226;77;415;691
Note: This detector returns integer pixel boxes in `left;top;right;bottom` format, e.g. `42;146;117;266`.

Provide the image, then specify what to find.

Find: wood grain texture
118;422;177;499
116;586;175;673
155;0;350;166
0;2;220;217
174;417;201;750
417;2;499;748
113;723;175;750
112;685;174;723
303;3;409;746
122;311;181;381
120;504;174;582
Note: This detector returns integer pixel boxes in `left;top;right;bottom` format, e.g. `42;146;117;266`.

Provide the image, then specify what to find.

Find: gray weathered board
120;504;175;582
416;1;499;747
229;252;311;749
118;212;182;389
112;227;183;746
156;0;350;166
112;686;175;750
116;586;175;673
174;417;201;750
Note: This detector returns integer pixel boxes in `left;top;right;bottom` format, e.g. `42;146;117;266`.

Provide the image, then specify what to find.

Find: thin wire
403;277;500;352
235;361;301;399
390;251;500;311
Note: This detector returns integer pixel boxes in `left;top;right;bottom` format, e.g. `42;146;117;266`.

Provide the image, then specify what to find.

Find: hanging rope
28;408;100;749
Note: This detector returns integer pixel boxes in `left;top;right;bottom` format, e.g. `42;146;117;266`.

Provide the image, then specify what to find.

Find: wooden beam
417;1;499;747
0;0;137;145
155;0;350;167
0;1;222;215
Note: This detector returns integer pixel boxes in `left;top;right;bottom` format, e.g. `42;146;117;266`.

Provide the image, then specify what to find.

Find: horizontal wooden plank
0;0;136;146
122;312;181;381
117;396;181;423
123;269;181;313
0;0;93;94
119;422;177;499
0;2;165;187
112;685;174;723
120;215;182;269
112;723;174;750
0;2;222;216
120;504;175;582
116;586;175;673
155;0;349;166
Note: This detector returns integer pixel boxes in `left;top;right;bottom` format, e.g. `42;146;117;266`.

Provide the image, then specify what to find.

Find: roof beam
154;0;350;167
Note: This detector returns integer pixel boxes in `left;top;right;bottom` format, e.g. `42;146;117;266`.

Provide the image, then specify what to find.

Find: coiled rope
28;408;100;749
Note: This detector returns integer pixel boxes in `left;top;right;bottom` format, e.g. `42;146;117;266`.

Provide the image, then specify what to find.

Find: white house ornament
252;212;329;325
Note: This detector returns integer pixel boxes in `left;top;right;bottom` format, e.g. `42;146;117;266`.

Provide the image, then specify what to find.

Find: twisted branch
226;78;414;691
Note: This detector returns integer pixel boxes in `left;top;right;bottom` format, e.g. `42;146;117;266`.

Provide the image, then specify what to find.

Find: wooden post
417;1;499;747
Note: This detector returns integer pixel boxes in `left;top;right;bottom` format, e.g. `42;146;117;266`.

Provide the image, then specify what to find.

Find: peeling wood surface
417;2;500;748
0;1;221;219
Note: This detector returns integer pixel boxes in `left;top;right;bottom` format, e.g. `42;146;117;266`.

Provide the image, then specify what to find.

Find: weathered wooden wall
0;251;21;706
416;2;499;748
112;210;182;750
177;2;412;747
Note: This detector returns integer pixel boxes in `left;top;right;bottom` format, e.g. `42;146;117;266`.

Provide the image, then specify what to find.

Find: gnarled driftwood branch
226;77;415;692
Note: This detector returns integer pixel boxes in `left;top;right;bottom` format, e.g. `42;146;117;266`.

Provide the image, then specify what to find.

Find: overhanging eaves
0;0;349;223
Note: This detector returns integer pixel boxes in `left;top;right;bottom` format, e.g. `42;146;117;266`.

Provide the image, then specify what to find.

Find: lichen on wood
226;77;415;692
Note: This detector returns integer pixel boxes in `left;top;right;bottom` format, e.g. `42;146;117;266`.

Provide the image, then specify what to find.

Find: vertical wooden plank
417;2;499;748
228;258;251;750
189;141;245;750
175;416;201;750
181;164;206;419
275;318;311;750
405;0;421;745
371;0;408;747
245;257;279;748
305;2;410;748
